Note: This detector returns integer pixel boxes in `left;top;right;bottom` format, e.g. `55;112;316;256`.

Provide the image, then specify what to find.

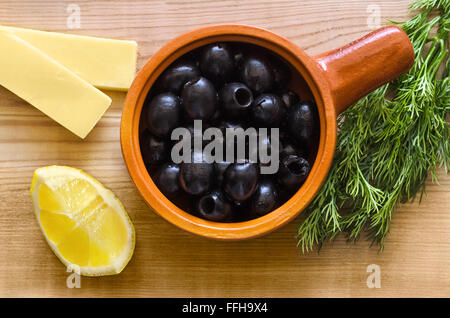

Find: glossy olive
251;179;279;217
146;92;182;137
287;101;319;149
182;76;218;121
219;82;253;119
196;190;232;222
277;154;310;189
252;94;286;126
223;162;259;204
158;60;200;94
154;163;181;198
179;150;214;195
140;129;168;164
239;54;274;94
200;43;234;85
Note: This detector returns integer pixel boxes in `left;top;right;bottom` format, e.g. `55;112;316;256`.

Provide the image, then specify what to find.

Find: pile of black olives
140;42;319;223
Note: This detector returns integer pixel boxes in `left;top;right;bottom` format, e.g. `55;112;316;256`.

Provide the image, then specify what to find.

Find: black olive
157;60;200;94
252;94;286;127
140;129;169;164
214;161;232;187
154;163;181;198
287;101;319;149
277;154;310;189
196;190;232;222
182;76;218;121
250;179;279;217
219;82;253;119
179;150;214;195
223;162;259;204
146;92;182;137
239;54;274;94
280;90;300;108
200;43;235;85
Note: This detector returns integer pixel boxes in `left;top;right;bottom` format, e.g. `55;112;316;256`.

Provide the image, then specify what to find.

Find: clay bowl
120;24;413;240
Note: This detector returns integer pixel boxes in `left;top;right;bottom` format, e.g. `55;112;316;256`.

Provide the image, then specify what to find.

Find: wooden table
0;0;449;298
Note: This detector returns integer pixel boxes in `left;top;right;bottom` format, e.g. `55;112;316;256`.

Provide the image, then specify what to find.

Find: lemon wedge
30;165;135;276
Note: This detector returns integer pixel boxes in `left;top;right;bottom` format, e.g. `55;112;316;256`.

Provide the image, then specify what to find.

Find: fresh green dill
297;0;449;252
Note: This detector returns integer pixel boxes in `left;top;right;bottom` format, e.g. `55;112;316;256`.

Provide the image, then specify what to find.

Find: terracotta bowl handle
314;25;414;115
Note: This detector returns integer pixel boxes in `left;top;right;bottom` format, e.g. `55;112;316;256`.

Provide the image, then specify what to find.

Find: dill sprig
297;0;449;252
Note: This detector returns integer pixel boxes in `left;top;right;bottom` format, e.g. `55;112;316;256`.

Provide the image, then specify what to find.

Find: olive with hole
196;190;232;222
219;82;253;119
277;154;310;189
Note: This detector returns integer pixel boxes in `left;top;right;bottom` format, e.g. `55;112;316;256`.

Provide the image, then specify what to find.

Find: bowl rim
120;24;337;240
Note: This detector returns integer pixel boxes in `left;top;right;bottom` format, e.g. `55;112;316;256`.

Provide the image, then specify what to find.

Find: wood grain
0;0;449;298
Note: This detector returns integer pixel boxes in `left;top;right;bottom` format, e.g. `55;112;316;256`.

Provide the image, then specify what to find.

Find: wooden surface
0;0;449;298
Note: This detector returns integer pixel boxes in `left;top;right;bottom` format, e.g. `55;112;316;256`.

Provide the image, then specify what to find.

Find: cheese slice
0;30;112;138
1;25;137;91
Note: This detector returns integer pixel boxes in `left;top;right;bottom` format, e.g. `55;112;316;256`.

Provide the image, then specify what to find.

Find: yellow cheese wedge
1;25;137;91
0;30;112;138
